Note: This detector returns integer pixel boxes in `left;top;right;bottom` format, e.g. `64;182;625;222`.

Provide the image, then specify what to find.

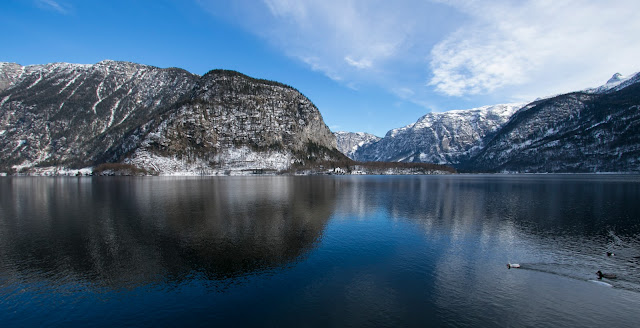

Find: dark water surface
1;175;640;327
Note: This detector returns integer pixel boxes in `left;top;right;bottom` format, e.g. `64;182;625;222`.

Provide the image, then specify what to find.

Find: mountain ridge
337;71;640;172
0;60;344;175
348;103;524;165
3;59;638;174
468;75;640;172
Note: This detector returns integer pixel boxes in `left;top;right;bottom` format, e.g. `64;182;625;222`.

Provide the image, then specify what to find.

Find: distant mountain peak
585;71;640;94
333;131;381;159
607;73;624;84
351;103;524;165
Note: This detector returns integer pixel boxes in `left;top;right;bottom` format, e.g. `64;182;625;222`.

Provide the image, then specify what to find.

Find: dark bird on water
596;270;617;279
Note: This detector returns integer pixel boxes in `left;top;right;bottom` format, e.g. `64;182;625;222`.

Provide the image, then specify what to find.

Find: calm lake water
1;175;640;327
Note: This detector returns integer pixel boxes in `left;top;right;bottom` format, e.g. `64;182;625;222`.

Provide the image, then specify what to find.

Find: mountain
125;70;340;174
345;72;640;173
0;60;342;175
468;73;640;172
333;131;381;159
586;72;640;94
351;103;523;165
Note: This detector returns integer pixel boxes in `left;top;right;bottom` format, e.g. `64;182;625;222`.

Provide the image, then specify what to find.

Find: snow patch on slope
126;147;293;176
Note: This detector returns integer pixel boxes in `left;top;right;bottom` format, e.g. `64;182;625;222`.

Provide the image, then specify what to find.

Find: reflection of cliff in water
0;177;337;288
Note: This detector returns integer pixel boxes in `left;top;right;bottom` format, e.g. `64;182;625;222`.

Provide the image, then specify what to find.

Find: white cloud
258;0;416;78
199;0;640;107
392;87;415;99
34;0;70;14
428;0;640;98
198;0;458;82
344;56;373;70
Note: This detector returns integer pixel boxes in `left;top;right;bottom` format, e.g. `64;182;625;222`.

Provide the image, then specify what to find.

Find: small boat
596;270;617;279
507;263;520;269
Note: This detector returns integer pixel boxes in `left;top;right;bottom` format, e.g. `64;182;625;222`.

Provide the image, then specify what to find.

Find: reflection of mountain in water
0;177;337;288
333;175;640;290
335;175;640;237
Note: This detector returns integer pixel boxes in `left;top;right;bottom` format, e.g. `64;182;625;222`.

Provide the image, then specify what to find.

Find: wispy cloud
34;0;71;14
198;0;459;83
259;0;413;75
428;0;640;98
345;56;373;70
199;0;640;108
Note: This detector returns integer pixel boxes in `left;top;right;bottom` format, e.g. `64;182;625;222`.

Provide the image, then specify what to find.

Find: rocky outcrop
0;63;23;92
125;70;340;174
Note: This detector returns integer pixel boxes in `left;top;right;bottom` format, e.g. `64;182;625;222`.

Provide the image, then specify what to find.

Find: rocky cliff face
0;61;340;174
333;131;381;160
124;70;339;174
468;73;640;172
352;103;523;165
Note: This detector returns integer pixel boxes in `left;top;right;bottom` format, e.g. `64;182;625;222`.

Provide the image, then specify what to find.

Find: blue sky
2;0;639;137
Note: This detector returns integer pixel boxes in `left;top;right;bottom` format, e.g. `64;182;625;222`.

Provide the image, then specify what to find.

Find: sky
1;0;639;137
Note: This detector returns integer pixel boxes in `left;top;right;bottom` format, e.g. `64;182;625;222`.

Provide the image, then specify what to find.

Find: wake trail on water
508;262;640;292
510;262;588;280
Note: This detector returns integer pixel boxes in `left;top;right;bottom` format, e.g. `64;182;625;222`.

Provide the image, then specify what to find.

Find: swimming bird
596;270;617;279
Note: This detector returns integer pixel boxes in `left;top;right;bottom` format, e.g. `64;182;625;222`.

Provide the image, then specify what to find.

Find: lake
1;175;640;327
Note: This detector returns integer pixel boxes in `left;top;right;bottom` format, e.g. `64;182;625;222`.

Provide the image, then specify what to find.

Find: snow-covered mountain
333;131;381;159
0;60;341;175
347;71;640;173
3;59;638;174
586;72;640;94
469;72;640;172
352;103;523;165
